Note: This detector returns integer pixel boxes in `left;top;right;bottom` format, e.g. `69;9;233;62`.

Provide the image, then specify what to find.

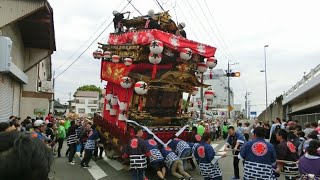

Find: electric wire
54;0;132;79
127;0;143;15
195;0;233;60
154;0;165;11
54;0;126;71
203;0;235;59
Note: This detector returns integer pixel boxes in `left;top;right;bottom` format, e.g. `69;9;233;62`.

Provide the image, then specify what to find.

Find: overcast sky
49;0;320;115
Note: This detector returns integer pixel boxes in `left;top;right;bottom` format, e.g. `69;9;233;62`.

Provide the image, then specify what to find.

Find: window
76;99;85;104
78;108;85;113
88;100;98;104
91;109;96;112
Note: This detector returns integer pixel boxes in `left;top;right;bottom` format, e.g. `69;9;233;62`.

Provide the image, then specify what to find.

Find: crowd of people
0;113;105;180
1;113;320;180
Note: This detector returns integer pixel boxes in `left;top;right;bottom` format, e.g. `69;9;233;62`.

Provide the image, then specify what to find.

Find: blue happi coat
160;147;179;169
168;138;191;158
84;129;99;150
239;137;277;180
226;132;246;153
145;139;164;164
193;142;222;179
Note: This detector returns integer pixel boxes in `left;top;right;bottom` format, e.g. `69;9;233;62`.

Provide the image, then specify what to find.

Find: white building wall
20;97;49;119
75;97;99;116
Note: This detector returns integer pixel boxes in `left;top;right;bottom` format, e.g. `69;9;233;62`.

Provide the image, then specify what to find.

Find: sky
49;0;320;115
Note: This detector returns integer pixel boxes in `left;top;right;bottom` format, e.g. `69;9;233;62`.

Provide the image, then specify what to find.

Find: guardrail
283;64;320;97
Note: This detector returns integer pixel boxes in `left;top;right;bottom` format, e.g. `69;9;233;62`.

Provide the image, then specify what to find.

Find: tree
74;85;101;97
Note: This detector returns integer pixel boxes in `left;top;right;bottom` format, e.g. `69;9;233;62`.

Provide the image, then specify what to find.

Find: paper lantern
197;62;207;73
149;40;164;54
134;81;148;95
110;108;117;116
111;96;118;105
124;57;133;66
191;87;198;96
103;51;111;59
120;77;132;89
206;57;217;69
119;102;127;110
93;50;103;59
148;53;162;64
112;55;120;63
105;93;113;110
204;89;215;100
180;48;192;60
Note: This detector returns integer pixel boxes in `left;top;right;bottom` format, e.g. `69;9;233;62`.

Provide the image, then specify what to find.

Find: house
54;100;67;116
74;91;100;117
0;0;56;121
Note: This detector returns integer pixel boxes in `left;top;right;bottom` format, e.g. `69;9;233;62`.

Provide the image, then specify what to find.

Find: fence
292;113;320;127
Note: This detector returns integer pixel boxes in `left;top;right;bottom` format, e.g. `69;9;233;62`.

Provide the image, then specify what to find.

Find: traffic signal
226;72;240;77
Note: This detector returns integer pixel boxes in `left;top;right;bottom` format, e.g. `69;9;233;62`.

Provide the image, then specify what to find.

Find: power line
184;0;229;61
154;0;165;11
54;0;126;71
175;3;199;40
127;0;143;15
203;0;234;59
195;0;233;60
54;1;132;79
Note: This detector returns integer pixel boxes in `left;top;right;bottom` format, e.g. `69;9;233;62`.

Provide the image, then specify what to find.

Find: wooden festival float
92;11;218;154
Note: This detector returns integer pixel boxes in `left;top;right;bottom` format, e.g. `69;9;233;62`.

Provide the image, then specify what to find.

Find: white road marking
88;160;108;180
103;157;124;171
76;152;108;180
211;143;219;149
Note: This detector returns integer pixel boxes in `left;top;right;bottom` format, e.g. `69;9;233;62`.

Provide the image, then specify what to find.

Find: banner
107;29;216;57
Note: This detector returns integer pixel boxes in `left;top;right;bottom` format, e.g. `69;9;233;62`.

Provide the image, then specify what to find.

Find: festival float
92;11;218;154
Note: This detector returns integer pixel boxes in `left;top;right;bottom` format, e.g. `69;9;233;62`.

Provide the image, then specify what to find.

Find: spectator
0;131;52;180
263;123;271;139
0;122;10;132
298;140;320;178
298;131;319;157
31;120;49;142
46;123;56;154
197;122;205;136
269;117;281;139
303;122;315;137
66;121;79;165
79;122;91;157
57;120;66;157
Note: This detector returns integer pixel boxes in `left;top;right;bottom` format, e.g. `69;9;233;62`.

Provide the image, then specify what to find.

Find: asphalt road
49;138;285;180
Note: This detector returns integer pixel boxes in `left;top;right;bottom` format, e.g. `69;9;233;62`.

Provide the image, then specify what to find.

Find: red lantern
148;53;162;64
120;77;132;89
93;50;103;59
149;40;164;54
124;57;133;66
180;48;192;60
134;81;148;95
112;55;120;63
197;62;207;73
204;88;215;100
206;57;217;69
103;51;111;59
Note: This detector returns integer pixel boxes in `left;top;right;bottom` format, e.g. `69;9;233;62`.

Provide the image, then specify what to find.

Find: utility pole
51;71;55;114
200;73;204;120
227;61;231;119
244;91;251;119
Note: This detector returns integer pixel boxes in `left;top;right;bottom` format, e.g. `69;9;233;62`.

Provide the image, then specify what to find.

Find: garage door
0;74;14;122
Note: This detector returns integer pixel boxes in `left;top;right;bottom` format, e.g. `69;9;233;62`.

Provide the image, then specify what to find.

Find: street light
263;45;269;124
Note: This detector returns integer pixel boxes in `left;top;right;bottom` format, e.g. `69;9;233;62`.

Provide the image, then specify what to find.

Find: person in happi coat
276;129;300;180
145;134;166;180
112;10;130;33
298;139;320;179
80;124;99;168
122;126;151;180
175;22;187;38
144;9;160;29
160;146;193;180
238;127;277;180
168;137;191;169
224;125;246;180
186;141;199;170
190;126;202;143
194;132;225;180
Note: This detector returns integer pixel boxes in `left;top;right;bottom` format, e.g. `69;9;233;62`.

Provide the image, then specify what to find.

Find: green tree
74;85;101;97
